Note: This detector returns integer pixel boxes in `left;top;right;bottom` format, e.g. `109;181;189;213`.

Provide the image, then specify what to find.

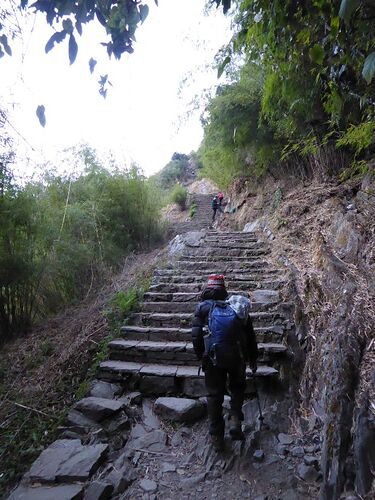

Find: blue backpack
205;301;244;368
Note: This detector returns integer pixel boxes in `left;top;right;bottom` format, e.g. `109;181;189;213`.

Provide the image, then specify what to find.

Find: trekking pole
252;373;264;426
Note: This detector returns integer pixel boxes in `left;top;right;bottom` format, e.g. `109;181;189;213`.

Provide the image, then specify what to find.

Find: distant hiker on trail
191;275;258;451
211;195;219;223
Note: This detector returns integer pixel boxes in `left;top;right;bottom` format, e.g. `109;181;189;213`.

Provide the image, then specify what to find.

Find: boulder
73;397;125;422
154;397;205;422
28;439;108;483
168;231;205;258
243;220;263;232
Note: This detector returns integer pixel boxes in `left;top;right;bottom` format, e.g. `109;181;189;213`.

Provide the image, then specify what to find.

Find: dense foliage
199;0;375;187
0;148;164;342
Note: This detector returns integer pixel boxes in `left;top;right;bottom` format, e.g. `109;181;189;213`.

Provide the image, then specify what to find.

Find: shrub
171;184;187;210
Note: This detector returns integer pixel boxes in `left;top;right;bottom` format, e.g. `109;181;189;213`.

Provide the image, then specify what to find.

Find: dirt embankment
0;247;166;497
219;174;375;499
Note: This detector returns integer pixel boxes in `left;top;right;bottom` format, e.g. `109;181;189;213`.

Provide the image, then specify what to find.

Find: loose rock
278;433;294;445
180;473;206;489
84;481;113;500
73;397;125;422
253;450;265;462
296;463;320;482
154;397;205;422
139;479;158;493
28;439;108;483
291;446;305;458
90;380;122;400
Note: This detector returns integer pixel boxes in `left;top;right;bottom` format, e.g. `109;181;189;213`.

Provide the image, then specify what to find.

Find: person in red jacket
191;275;258;451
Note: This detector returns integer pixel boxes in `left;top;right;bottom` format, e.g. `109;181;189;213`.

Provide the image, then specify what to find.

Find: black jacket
191;298;258;368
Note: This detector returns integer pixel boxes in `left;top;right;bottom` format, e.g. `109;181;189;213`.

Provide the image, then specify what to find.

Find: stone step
99;360;279;396
120;324;285;343
168;260;270;271
154;268;280;278
203;242;262;249
179;253;268;261
100;360;278;378
129;311;287;328
139;300;281;314
143;291;249;302
149;280;284;293
184;247;267;257
108;340;287;365
206;231;257;237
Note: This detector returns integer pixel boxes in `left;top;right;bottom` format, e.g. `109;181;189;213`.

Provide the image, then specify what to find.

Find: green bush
171;184;188;210
0;147;165;343
189;202;197;218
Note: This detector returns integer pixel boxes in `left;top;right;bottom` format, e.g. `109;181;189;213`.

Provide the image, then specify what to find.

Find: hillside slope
220;173;375;498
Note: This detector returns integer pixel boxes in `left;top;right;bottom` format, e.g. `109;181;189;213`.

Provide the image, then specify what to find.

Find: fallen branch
133;448;172;456
7;400;50;417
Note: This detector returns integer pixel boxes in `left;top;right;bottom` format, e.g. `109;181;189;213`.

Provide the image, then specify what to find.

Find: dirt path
122;396;320;500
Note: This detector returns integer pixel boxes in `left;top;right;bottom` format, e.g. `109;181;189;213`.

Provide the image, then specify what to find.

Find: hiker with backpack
191;274;258;451
211;195;219;223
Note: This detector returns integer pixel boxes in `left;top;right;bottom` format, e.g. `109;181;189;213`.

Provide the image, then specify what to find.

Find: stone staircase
172;193;214;234
99;230;292;397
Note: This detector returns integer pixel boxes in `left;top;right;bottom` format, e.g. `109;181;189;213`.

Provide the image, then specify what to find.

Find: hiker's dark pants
204;359;246;436
212;208;217;222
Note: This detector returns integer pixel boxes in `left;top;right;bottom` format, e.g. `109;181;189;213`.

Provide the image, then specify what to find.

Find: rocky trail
8;193;323;500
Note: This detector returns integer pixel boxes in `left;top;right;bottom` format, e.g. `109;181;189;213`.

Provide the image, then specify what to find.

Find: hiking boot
210;434;225;451
229;415;245;441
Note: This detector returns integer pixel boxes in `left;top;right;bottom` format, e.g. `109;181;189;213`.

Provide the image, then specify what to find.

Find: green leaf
36;105;46;127
139;4;149;23
217;55;231;78
362;51;375;84
62;18;73;34
69;34;78;64
89;57;97;74
0;34;12;56
45;31;66;53
96;9;107;27
338;0;359;22
309;44;324;65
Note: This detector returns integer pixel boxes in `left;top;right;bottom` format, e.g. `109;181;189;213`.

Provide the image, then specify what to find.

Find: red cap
207;274;226;289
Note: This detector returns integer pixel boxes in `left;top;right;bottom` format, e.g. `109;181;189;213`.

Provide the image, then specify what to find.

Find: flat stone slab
176;366;202;377
73;397;126;422
140;364;177;376
126;429;168;453
28;439;108;483
9;484;84;500
154;397;205;422
250;290;280;303
100;360;144;374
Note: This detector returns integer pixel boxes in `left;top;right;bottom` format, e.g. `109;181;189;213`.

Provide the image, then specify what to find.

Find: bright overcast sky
0;1;231;178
